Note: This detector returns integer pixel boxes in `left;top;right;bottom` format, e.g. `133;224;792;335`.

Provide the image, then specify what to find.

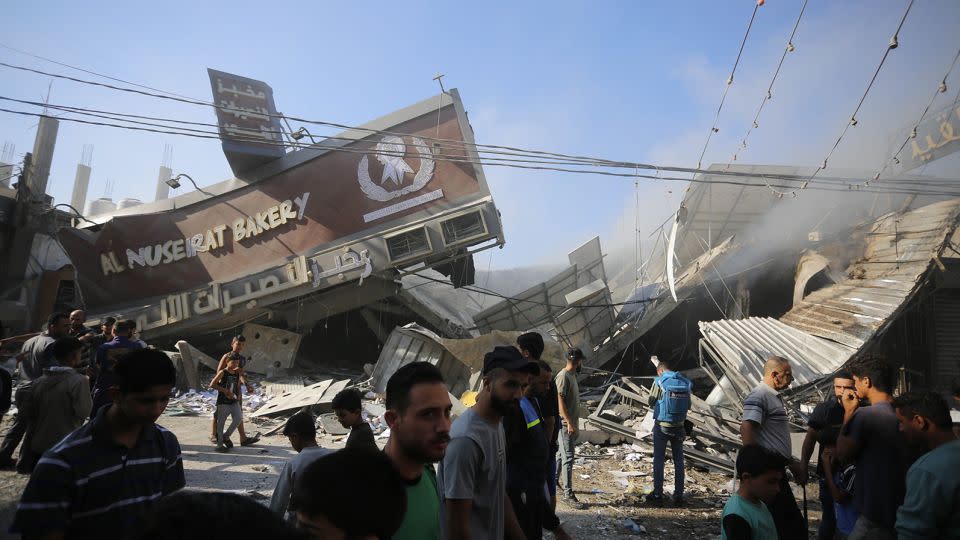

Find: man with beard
556;347;585;507
439;346;537;540
382;362;453;540
893;391;960;539
504;358;572;540
799;370;856;540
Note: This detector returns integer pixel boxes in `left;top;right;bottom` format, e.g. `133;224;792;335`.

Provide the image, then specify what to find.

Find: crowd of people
724;354;960;540
2;311;959;539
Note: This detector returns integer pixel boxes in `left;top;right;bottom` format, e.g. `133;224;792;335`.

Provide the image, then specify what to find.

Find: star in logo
375;136;414;186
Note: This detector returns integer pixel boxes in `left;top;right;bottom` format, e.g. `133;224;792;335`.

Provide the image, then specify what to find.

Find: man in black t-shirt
800;371;855;540
504;359;571;540
517;332;562;509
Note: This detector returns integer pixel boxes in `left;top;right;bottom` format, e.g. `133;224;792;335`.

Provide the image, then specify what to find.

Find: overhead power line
0;58;910;188
870;46;960;183
695;0;763;171
1;104;957;197
723;0;810;198
6;89;957;196
7;104;960;194
785;0;917;197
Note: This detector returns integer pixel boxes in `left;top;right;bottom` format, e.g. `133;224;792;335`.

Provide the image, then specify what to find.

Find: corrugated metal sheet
473;237;607;334
371;325;471;397
781;199;960;347
700;199;960;404
700;317;854;403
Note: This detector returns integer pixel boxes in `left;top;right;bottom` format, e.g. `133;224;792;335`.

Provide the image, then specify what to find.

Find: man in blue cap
438;345;538;540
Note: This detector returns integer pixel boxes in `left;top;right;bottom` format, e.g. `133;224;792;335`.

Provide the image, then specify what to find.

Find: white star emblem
375;136;414;186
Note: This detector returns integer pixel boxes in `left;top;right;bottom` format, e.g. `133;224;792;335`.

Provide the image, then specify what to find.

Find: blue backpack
655;372;692;424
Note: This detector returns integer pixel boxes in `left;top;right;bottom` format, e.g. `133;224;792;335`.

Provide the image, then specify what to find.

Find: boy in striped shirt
11;348;185;540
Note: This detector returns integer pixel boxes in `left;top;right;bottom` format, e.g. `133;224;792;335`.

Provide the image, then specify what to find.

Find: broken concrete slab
166;350;200;392
241;323;302;374
318;413;349;436
176;340;220;371
251;378;350;417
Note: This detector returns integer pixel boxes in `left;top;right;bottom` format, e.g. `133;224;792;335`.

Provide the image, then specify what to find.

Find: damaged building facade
43;80;507;371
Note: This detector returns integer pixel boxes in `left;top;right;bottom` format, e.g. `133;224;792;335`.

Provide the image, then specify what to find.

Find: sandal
240;433;261;446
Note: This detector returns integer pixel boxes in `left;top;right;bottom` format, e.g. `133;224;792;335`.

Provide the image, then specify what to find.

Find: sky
3;0;960;273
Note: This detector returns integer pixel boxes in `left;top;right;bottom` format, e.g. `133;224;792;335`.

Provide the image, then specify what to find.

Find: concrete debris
239;323;302;374
165;383;270;417
586;378;740;473
251;378;349;417
370;323;570;400
175;340;220;372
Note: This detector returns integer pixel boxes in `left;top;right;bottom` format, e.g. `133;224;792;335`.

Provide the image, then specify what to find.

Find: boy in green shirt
721;444;784;540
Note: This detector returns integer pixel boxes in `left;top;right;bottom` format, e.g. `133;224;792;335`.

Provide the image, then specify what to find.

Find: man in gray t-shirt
555;347;584;505
740;356;806;540
438;346;538;540
0;313;70;467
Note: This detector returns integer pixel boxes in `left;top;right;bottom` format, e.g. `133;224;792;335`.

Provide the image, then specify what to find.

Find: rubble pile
587;377;742;473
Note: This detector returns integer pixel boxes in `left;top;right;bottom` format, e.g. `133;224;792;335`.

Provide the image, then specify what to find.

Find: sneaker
223;438;234;449
215;445;229;453
644;494;664;507
240;433;261;447
562;494;585;509
672;496;687;507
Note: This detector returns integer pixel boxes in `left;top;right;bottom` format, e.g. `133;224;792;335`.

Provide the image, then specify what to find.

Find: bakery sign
99;192;310;276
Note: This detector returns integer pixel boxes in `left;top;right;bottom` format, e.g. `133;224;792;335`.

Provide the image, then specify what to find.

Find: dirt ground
0;412;823;539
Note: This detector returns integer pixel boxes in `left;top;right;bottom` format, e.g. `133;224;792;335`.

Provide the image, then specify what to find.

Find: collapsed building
43;77;506;369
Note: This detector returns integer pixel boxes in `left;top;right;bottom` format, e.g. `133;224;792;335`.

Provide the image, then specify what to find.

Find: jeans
556;422;577;498
652;422;685;499
818;476;836;540
0;386;30;461
215;402;242;445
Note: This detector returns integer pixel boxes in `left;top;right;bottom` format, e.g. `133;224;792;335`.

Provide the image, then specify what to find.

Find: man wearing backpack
645;356;692;507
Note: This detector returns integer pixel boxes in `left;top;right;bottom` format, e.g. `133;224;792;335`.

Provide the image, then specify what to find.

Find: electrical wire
0;59;639;169
871;46;960;182
788;0;917;196
4;59;942;190
409;270;656;310
723;0;810;198
695;1;763;171
3;103;955;197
